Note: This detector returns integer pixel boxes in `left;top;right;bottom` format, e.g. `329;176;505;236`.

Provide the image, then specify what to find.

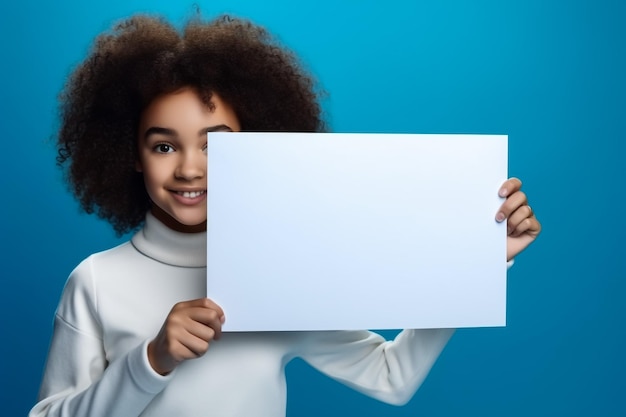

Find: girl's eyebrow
202;124;233;134
143;124;233;140
143;126;176;139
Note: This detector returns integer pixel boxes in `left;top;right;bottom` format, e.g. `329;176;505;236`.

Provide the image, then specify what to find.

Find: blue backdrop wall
1;1;624;416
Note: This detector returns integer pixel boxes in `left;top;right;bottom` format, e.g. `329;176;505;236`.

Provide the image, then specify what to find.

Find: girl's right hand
147;298;225;375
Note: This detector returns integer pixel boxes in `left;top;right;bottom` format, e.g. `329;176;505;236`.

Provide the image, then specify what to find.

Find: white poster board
207;133;508;331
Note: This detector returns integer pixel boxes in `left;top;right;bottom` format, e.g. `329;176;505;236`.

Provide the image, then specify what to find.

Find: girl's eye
154;143;174;153
202;143;208;154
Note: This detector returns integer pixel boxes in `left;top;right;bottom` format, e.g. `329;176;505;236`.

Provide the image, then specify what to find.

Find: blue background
1;0;624;416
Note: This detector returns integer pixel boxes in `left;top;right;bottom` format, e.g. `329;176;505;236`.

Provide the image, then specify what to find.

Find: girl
30;14;541;417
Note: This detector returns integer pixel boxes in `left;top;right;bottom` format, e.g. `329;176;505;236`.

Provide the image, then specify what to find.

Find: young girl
30;14;541;417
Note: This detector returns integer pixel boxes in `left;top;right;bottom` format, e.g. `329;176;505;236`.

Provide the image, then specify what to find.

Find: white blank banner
207;133;508;331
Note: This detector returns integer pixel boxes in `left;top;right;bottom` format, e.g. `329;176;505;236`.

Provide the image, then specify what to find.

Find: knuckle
207;309;218;321
167;314;184;327
172;301;186;312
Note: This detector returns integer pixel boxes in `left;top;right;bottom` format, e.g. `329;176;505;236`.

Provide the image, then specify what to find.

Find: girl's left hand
496;178;542;261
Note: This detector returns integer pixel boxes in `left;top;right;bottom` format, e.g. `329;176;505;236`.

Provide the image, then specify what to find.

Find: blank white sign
207;133;508;331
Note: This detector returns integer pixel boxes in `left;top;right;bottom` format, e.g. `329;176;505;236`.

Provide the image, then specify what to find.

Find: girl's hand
148;298;225;375
496;178;542;261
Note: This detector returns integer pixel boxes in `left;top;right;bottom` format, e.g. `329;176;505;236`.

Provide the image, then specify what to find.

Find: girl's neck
150;205;207;233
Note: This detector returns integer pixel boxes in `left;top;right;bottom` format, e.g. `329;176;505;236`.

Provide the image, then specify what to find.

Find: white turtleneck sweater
30;213;455;417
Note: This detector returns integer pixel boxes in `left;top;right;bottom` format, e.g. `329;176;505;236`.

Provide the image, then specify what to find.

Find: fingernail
496;212;506;222
220;315;226;324
499;188;508;197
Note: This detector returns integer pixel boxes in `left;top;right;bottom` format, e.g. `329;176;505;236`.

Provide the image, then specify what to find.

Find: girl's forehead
140;88;240;133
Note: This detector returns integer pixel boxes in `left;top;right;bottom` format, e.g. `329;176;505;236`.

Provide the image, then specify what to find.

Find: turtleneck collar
131;212;206;267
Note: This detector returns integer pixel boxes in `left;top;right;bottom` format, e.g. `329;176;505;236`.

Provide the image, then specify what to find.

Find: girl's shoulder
71;241;137;279
59;241;138;306
55;240;146;327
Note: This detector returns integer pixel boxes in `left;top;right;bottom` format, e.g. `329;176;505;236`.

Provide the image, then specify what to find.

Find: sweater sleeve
29;257;173;417
295;328;454;406
294;260;515;405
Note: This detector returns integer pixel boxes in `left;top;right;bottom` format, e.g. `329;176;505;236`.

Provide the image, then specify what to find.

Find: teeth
178;191;205;198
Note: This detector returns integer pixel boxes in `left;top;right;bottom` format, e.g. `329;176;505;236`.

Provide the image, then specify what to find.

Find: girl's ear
135;160;143;172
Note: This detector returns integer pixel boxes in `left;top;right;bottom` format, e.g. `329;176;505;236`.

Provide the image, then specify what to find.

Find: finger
498;177;522;198
183;316;219;343
186;307;224;340
175;332;211;358
179;298;225;316
190;298;226;323
203;298;226;323
510;216;541;238
175;298;226;326
170;317;217;357
149;327;209;373
506;204;533;235
509;218;533;238
496;190;527;222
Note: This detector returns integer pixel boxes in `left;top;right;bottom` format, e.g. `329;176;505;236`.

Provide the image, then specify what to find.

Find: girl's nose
175;152;205;180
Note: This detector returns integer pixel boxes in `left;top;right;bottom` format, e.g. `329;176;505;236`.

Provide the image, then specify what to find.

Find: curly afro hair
57;14;326;235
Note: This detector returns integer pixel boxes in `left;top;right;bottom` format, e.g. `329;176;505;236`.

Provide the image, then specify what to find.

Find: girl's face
137;88;241;232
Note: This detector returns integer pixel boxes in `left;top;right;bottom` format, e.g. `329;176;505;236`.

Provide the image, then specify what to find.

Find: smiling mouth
175;190;206;198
